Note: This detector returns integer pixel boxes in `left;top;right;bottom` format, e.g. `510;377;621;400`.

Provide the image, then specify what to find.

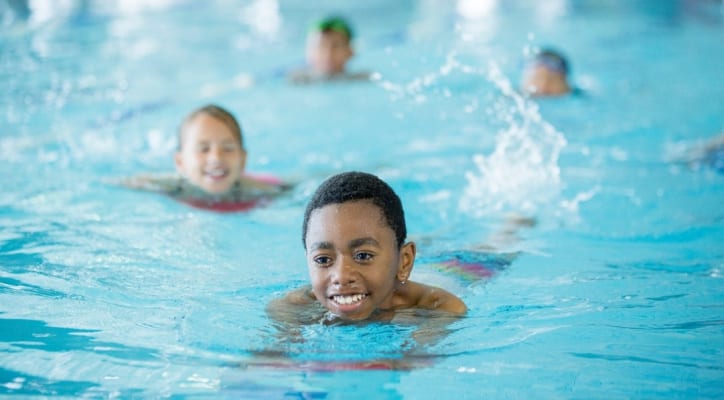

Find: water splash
459;62;567;217
373;52;568;218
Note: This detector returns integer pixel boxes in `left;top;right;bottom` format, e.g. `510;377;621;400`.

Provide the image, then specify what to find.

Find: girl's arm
115;174;181;194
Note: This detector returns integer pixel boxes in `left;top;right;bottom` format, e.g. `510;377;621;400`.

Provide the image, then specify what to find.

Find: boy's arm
396;283;467;350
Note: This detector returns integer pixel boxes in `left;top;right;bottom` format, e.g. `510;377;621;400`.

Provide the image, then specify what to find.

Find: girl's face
174;113;246;194
304;200;414;321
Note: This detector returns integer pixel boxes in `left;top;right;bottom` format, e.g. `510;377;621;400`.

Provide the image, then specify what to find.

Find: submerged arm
115;174;182;194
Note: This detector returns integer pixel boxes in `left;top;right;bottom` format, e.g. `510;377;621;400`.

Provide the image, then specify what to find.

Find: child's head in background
521;48;572;97
174;105;247;195
305;16;355;76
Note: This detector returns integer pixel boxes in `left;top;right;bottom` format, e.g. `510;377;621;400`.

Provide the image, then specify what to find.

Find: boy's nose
331;260;357;286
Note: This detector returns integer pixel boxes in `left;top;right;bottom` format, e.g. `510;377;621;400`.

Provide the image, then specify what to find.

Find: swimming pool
1;0;723;398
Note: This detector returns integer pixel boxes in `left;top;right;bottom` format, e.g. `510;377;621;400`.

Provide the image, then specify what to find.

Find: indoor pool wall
1;0;723;398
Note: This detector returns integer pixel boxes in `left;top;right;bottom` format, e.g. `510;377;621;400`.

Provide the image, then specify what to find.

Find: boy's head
174;104;247;194
301;171;415;321
521;48;571;97
305;16;354;76
302;171;407;249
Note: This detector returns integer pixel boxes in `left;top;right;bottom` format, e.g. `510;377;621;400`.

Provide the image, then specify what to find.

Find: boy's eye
354;252;374;262
313;255;333;267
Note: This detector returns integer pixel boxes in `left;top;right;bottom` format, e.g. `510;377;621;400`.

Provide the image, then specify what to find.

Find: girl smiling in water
122;104;290;212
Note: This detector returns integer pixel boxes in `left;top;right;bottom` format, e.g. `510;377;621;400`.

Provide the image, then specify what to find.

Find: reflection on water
0;318;161;361
1;0;723;398
0;366;98;397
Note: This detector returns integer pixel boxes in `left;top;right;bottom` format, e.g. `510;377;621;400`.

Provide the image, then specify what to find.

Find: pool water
1;0;723;398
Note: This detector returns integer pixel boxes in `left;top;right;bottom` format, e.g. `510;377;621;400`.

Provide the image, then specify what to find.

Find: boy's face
304;200;414;321
306;30;353;75
174;113;246;194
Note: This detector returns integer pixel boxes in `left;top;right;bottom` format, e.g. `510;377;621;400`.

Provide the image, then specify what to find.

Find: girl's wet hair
302;171;407;249
178;104;244;150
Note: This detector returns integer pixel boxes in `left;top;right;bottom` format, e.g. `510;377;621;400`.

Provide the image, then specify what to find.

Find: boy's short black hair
302;171;407;249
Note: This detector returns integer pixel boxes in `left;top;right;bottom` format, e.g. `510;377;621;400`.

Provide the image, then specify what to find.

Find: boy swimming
521;48;574;97
267;171;466;324
288;16;370;84
121;104;289;211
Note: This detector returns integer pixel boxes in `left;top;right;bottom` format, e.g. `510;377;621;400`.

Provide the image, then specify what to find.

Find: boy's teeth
333;294;366;305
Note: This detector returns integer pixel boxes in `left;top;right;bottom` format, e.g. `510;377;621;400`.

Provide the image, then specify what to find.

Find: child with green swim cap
289;16;370;84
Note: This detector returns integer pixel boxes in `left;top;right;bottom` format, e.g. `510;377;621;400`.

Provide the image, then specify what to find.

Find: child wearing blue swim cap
521;48;573;97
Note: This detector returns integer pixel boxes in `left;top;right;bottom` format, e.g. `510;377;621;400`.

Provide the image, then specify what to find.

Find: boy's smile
305;200;414;321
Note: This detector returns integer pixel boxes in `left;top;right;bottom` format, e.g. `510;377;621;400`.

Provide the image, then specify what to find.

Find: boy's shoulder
405;281;467;315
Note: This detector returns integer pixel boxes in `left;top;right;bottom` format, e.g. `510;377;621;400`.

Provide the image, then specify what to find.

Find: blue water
1;0;723;398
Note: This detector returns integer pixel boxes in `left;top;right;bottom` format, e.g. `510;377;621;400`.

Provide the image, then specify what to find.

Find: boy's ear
396;241;416;282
